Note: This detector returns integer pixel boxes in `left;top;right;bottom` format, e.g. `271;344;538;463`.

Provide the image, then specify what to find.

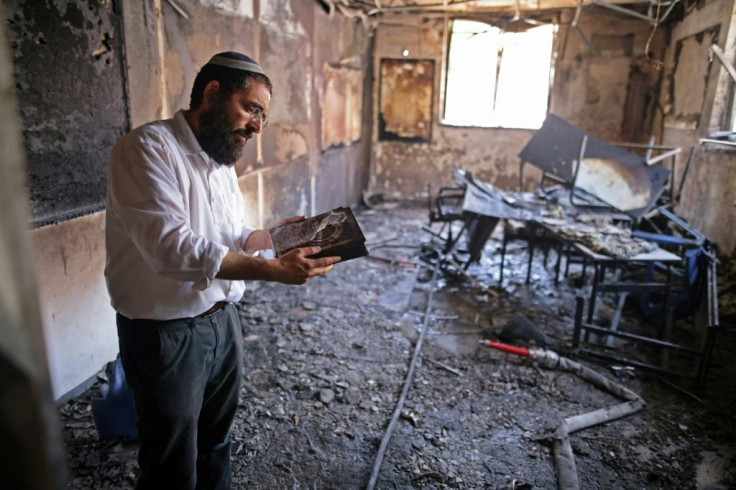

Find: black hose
366;251;442;490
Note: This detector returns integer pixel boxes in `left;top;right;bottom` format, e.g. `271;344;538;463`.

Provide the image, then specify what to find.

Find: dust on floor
59;204;736;489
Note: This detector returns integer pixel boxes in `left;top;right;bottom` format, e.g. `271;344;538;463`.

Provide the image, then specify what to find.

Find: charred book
269;207;369;262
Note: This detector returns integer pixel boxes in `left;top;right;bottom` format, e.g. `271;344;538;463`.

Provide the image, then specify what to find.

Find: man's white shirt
105;110;253;320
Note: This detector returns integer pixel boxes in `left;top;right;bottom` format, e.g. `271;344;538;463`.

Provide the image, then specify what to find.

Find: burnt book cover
269;207;369;262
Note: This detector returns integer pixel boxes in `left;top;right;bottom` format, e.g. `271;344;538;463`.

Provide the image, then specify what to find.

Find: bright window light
443;20;554;129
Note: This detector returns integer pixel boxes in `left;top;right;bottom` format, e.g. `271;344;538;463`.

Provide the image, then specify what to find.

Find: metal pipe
646;147;681;166
165;0;189;19
571;135;588;208
368;0;511;15
710;44;736;83
575;25;601;58
699;138;736;148
644;135;656;161
659;0;681;23
614;142;678;150
572;1;583;27
578;324;702;354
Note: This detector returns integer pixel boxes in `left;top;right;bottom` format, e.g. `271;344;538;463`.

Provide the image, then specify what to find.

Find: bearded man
105;52;339;490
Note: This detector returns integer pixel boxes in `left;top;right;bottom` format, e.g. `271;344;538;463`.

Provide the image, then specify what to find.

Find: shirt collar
172;109;205;156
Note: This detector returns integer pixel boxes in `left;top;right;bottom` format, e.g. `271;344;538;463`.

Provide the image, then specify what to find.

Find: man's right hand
216;248;340;284
272;246;341;284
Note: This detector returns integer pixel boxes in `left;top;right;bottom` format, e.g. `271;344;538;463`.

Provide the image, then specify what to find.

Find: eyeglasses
246;105;269;128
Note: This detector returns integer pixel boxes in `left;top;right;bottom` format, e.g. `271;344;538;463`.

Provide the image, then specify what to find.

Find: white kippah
207;55;266;75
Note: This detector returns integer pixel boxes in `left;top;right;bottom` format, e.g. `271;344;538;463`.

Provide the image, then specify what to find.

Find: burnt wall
3;0;373;399
5;0;370;228
549;7;666;143
658;0;736;255
5;0;128;226
370;10;663;200
145;0;371;223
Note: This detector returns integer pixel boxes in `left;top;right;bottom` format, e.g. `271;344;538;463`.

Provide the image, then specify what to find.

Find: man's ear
203;80;220;106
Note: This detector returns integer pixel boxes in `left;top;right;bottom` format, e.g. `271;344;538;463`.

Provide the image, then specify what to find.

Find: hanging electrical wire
644;0;665;70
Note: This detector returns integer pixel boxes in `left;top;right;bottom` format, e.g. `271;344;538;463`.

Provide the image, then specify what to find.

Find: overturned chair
425;169;467;255
424;169;501;270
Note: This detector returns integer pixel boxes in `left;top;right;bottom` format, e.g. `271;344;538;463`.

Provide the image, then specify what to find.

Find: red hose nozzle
480;340;530;357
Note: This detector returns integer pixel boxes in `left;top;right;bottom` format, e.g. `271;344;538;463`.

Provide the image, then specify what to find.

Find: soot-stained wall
658;0;736;255
370;10;666;200
143;0;371;225
6;0;128;227
3;0;371;399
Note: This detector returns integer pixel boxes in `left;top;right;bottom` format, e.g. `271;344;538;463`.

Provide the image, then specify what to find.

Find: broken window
443;19;554;130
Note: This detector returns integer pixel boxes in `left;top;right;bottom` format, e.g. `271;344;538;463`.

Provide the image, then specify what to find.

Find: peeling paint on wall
198;0;254;18
261;0;306;37
370;12;663;200
371;17;538;199
550;10;663;143
658;0;736;256
260;22;311;128
274;128;309;162
378;59;434;142
621;54;663;143
665;25;720;130
679;147;736;254
321;64;363;149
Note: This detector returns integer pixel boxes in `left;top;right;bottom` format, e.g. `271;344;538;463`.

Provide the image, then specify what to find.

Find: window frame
440;18;556;130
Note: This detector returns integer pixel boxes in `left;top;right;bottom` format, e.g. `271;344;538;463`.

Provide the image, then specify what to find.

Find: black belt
195;301;228;318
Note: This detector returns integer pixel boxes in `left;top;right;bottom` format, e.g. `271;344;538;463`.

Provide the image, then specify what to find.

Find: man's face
198;80;271;166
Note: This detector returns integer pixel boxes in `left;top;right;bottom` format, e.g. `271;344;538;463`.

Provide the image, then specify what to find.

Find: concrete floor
59;203;736;489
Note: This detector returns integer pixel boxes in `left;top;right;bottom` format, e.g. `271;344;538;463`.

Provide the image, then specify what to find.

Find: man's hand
217;246;340;284
244;215;307;253
271;246;341;284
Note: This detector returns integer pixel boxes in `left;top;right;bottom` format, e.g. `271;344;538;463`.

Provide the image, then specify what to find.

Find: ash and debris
59;204;736;489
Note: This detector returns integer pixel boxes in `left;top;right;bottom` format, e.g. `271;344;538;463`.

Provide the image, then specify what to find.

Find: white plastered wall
30;212;117;400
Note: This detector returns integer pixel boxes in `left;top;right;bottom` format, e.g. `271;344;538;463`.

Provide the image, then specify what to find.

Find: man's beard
198;99;251;166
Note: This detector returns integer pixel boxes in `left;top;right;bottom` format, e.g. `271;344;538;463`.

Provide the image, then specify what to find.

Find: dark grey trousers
117;304;243;490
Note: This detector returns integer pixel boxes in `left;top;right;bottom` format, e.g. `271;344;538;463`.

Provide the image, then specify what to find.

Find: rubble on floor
59;204;736;489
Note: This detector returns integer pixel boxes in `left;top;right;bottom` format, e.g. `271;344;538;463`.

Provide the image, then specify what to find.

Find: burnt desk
448;175;717;386
461;178;556;278
462;179;636;281
534;216;681;324
536;218;716;386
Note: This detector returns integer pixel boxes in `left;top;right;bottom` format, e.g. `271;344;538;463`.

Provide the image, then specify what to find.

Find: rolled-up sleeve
237;228;257;254
108;131;229;289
